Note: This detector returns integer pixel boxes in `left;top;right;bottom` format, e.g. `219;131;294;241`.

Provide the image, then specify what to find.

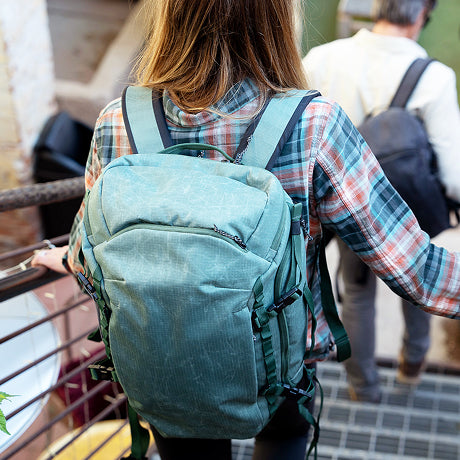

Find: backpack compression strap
390;58;435;108
242;90;351;363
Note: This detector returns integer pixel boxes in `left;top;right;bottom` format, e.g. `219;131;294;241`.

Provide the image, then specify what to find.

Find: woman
33;1;460;459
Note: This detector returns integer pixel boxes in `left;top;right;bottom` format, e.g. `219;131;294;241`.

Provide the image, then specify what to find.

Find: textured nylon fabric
81;152;310;438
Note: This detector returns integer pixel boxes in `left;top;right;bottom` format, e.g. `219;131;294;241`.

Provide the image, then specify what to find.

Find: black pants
150;365;316;460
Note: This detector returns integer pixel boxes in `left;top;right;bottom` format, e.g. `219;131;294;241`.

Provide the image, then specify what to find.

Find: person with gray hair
375;0;437;26
303;0;460;403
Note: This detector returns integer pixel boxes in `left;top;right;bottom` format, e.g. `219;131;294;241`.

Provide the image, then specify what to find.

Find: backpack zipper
109;223;248;252
213;225;247;249
270;204;288;251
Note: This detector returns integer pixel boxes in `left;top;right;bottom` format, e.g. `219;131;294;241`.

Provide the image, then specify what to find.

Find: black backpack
358;58;458;237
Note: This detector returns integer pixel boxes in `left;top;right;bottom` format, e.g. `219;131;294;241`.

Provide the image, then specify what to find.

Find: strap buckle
267;286;302;313
89;358;118;382
280;383;314;402
77;272;99;301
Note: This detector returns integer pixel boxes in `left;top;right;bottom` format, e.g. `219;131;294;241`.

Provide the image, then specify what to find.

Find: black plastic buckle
267;286;302;313
281;384;314;401
77;272;99;301
89;361;116;381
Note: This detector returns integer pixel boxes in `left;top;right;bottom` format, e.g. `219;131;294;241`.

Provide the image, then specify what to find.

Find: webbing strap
303;284;317;359
241;90;320;169
121;403;150;460
303;368;323;460
318;240;351;362
292;204;318;356
122;86;320;170
390;58;435;108
252;307;278;405
263;366;322;460
80;206;115;367
122;86;166;154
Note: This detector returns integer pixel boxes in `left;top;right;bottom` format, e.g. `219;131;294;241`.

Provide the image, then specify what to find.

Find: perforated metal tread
231;361;460;460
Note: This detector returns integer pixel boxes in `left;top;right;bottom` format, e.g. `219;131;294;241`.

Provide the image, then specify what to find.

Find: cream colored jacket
303;28;460;202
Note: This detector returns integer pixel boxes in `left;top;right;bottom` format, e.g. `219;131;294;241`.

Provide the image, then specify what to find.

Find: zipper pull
300;218;313;240
213;225;247;249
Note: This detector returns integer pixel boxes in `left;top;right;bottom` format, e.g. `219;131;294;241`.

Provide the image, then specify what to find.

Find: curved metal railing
0;179;147;460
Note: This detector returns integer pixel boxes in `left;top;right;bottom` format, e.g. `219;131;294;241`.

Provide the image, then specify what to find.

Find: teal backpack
78;87;350;459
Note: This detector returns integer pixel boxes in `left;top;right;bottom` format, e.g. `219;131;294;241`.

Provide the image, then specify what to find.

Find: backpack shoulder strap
241;90;320;170
241;89;350;362
121;86;173;154
390;58;435;108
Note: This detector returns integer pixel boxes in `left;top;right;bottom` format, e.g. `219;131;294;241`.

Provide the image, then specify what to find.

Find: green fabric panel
99;226;270;438
242;90;308;168
81;121;319;438
91;153;288;261
124;86;165;154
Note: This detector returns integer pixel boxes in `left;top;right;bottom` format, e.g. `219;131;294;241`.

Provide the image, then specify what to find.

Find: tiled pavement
230;361;460;460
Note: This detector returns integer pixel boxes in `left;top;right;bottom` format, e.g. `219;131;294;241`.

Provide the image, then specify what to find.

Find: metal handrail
0;270;132;459
0;177;84;212
0;294;87;346
0;182;141;460
5;349;107;421
0;235;71;302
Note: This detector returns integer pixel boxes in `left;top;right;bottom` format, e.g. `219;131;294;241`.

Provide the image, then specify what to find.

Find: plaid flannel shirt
68;79;460;361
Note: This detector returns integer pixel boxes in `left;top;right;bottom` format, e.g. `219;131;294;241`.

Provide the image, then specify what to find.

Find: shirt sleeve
312;100;460;319
66;130;100;276
67;98;131;275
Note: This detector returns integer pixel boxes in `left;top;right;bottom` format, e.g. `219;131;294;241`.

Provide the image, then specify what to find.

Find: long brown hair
134;0;308;112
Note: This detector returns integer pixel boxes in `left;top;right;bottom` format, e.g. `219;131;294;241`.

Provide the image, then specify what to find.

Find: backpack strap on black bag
390;58;435;108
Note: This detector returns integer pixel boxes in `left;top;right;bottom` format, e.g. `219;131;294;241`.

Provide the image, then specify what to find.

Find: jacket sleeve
67;98;132;276
312;101;460;319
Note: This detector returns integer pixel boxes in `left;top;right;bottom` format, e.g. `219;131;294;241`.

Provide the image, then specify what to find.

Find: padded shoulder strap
390;58;435;108
121;86;173;154
241;90;320;170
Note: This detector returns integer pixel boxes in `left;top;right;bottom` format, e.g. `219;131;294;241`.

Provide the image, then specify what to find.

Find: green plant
0;392;15;435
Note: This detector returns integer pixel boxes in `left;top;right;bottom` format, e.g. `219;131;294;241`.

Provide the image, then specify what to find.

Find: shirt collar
163;78;261;127
354;28;427;56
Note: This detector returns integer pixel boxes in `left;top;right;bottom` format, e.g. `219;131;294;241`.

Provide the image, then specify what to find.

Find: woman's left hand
31;245;70;274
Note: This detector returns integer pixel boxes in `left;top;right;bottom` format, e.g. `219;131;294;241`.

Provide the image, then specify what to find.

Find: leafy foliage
0;392;15;435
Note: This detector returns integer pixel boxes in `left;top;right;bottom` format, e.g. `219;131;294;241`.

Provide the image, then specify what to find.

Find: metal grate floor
231;360;460;460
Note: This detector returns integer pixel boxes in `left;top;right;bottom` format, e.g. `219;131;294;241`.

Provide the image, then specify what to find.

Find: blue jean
337;238;431;400
150;365;316;460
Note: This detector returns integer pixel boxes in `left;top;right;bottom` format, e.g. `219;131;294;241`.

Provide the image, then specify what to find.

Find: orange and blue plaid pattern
68;79;460;360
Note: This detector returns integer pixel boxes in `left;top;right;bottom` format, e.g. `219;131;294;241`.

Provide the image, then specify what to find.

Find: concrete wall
0;0;57;254
51;0;145;127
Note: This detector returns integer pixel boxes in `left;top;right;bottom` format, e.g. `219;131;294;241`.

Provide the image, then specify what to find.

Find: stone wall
0;0;56;255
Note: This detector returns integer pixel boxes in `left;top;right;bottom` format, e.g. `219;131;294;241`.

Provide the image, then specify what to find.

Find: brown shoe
348;386;382;404
396;357;426;385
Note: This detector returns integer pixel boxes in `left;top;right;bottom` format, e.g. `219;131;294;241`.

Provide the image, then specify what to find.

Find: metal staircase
230;360;460;460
